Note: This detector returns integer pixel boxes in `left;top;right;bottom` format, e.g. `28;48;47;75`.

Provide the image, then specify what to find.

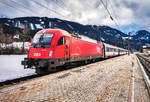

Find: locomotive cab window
31;33;54;48
57;36;65;45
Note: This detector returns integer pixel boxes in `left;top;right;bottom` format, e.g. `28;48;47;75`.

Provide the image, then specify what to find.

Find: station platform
0;54;149;102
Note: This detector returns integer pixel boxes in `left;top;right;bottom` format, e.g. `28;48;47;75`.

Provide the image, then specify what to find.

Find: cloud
0;0;150;32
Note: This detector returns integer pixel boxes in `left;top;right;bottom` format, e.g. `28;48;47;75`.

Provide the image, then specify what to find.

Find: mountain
0;16;149;50
0;17;129;47
132;30;150;42
130;30;150;50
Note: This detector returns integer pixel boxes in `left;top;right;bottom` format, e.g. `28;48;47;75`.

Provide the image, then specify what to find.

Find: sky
0;0;150;34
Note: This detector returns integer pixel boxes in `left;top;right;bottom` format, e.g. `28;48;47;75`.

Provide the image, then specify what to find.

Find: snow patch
4;23;10;26
115;34;120;38
13;34;19;39
35;24;43;29
30;23;34;30
0;55;35;82
41;21;44;24
67;24;73;29
101;37;105;41
57;20;62;22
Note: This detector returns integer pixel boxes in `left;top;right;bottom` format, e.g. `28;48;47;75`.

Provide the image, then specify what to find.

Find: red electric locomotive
22;29;104;74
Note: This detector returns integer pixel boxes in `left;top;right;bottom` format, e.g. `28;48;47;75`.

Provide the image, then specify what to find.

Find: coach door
65;36;70;59
55;36;70;59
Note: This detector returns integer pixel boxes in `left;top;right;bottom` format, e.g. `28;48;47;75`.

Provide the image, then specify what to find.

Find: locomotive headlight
49;50;53;57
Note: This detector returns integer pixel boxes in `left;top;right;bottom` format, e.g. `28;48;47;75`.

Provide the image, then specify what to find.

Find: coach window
105;47;109;52
57;36;65;45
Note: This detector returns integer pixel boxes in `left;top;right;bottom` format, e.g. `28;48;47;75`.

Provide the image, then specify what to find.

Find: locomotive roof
37;29;71;37
37;29;98;44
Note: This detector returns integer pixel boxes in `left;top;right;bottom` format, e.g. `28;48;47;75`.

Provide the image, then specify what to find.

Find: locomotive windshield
31;33;54;48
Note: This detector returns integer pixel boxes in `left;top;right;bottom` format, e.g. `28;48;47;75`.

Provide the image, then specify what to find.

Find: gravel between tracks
0;54;149;102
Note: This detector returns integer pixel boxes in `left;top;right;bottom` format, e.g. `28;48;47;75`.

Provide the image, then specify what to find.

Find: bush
0;47;28;55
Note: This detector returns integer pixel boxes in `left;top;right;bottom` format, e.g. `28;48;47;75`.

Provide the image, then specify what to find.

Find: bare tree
20;26;30;53
0;25;6;49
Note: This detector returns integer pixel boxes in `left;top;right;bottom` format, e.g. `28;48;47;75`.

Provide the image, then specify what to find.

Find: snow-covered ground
0;55;35;82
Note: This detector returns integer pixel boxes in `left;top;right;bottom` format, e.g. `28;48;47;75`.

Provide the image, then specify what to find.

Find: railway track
136;54;150;94
0;55;118;89
0;74;38;88
0;57;108;88
137;54;150;78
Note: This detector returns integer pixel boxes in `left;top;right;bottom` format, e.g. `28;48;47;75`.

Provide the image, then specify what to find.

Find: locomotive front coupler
38;60;48;68
21;58;33;69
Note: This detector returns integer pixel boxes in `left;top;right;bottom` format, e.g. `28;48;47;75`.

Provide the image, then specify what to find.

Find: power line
53;0;73;18
99;0;121;30
8;0;37;16
100;0;113;20
30;0;68;19
57;0;66;7
108;0;121;26
55;0;67;10
0;1;33;16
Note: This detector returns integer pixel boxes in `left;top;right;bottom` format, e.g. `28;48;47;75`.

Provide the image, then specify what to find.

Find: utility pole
128;32;131;55
98;26;101;42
